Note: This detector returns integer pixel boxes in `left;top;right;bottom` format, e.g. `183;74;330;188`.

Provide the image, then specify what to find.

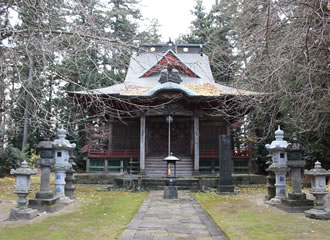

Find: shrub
0;145;26;177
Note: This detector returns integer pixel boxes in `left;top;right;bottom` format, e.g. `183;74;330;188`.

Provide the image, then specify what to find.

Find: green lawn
0;176;147;240
194;187;330;240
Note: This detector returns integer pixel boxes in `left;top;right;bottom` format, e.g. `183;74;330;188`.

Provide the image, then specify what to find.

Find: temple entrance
146;116;192;157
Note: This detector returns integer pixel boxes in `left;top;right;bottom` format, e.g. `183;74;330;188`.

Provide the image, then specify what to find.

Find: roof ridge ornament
159;68;182;84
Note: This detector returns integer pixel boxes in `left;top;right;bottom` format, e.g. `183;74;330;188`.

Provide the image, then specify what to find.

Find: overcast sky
139;0;215;42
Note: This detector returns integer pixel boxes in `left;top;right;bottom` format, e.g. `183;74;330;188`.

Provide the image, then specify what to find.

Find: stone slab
305;209;330;220
120;191;226;240
164;186;178;199
281;198;314;207
28;197;65;213
8;207;39;221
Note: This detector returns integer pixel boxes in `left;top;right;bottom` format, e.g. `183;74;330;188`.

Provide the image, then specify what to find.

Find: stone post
139;115;146;174
35;140;55;199
266;126;289;205
304;161;330;220
29;138;63;213
282;133;313;207
53;126;76;203
264;153;276;201
193;116;200;174
218;135;234;194
65;155;76;199
9;160;38;220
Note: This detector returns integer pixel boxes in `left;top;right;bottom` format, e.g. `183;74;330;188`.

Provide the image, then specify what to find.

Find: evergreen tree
179;0;235;83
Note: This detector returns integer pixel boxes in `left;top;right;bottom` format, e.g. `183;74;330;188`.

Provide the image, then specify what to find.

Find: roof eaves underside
72;93;257;102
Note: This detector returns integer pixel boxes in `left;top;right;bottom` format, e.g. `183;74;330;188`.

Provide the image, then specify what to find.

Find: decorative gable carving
140;50;200;78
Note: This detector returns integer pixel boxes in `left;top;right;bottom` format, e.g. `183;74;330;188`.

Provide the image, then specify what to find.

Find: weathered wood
144;110;194;116
140;115;146;173
145;156;193;176
194;116;200;173
108;123;113;152
200;121;225;127
218;135;234;193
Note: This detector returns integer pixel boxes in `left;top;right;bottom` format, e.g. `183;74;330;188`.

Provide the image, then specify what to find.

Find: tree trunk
22;54;34;150
0;65;4;149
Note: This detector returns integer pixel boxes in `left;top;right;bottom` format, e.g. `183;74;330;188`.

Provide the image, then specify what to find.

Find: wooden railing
199;148;251;159
87;144;139;158
199;147;252;174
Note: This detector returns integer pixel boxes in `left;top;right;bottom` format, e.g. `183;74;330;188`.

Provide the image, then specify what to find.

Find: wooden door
147;117;191;157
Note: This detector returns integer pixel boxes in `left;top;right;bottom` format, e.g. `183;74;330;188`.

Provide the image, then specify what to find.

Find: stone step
145;156;193;177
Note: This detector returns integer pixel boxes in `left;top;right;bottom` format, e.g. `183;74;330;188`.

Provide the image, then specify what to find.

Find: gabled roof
140;50;200;78
70;42;259;97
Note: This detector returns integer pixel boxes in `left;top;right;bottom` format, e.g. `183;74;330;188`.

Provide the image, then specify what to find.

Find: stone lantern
9;160;38;220
264;153;276;201
65;155;76;199
34;138;55;199
53;126;76;202
304;161;330;220
163;154;180;199
29;138;62;213
282;133;313;207
265;126;289;204
162;115;181;199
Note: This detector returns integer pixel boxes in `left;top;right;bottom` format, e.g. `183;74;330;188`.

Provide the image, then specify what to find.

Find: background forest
0;0;329;175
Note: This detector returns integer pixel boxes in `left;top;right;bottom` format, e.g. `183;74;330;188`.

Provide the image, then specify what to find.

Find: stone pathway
120;191;226;240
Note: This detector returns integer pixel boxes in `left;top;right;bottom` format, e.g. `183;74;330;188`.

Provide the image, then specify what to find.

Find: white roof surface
72;47;257;97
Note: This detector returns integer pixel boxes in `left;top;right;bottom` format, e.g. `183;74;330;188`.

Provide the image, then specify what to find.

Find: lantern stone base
267;197;285;205
36;190;54;199
281;193;314;207
59;196;75;205
305;208;330;220
28;197;64;213
218;184;235;194
64;186;75;200
164;186;178;199
9;207;38;221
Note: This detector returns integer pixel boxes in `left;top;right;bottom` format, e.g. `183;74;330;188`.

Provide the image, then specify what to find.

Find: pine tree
179;0;235;83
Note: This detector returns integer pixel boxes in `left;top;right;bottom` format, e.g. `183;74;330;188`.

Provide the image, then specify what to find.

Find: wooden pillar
193;116;199;174
86;159;90;172
105;159;108;173
108;122;113;153
107;123;113;174
139;115;146;174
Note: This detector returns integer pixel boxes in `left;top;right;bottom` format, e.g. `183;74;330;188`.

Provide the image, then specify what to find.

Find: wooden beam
140;115;146;173
144;110;194;116
194;116;199;173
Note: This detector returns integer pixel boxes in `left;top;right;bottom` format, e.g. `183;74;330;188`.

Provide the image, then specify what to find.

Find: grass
2;176;330;240
194;187;330;240
0;176;147;240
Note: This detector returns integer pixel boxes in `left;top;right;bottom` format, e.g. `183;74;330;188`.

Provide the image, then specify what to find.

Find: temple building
71;41;255;176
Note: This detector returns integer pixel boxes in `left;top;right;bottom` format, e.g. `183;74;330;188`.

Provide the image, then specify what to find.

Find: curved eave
69;91;259;101
143;82;197;97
